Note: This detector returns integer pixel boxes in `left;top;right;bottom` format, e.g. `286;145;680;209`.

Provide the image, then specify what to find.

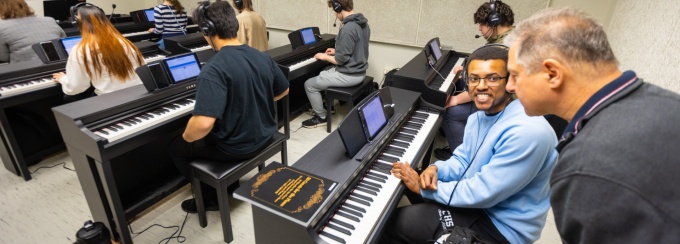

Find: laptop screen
164;53;201;84
300;28;316;45
144;9;155;22
359;94;387;141
60;36;82;56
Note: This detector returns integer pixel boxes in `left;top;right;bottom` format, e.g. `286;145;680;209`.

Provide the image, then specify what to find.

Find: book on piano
234;162;337;226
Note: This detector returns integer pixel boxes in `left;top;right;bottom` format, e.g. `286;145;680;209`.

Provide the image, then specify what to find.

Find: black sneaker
181;198;219;214
302;115;327;128
434;146;452;160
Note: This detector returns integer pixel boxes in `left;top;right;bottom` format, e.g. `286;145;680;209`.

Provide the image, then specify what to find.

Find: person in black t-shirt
170;1;289;213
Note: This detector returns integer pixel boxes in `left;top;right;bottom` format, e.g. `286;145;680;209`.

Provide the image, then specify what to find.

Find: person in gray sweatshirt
0;0;66;63
302;0;370;128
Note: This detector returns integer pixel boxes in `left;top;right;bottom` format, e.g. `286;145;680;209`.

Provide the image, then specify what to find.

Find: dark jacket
552;72;680;243
334;13;370;74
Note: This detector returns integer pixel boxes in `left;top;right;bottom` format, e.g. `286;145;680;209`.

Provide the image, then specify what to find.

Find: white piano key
438;58;465;92
93;98;195;142
289;57;318;72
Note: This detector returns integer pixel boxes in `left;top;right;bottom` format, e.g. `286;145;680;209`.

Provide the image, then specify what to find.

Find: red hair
77;6;144;81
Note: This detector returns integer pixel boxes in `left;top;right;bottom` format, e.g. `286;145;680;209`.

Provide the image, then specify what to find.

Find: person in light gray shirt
0;0;66;63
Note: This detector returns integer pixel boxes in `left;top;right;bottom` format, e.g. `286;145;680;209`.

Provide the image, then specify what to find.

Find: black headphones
198;1;215;36
331;0;343;13
461;44;509;85
487;0;501;27
70;3;103;28
234;0;243;9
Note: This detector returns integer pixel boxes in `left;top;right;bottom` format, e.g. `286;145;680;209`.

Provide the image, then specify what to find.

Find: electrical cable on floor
128;193;194;244
30;162;75;174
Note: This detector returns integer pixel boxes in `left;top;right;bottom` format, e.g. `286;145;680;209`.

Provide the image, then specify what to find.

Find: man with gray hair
504;7;680;243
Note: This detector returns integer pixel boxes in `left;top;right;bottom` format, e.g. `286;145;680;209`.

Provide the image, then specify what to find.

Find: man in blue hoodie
383;45;558;243
302;0;370;127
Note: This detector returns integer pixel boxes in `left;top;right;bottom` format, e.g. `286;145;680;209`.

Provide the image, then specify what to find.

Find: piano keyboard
144;55;166;63
190;46;212;52
437;58;465;93
0;76;58;97
288;57;318;72
93;97;195;142
122;31;149;37
319;108;440;244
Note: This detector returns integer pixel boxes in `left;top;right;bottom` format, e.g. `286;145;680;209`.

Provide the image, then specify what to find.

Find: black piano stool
189;97;290;243
325;76;375;133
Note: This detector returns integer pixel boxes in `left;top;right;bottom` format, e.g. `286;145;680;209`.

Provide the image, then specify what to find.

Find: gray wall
607;0;680;92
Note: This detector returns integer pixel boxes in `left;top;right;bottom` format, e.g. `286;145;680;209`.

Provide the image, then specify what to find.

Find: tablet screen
359;94;387;141
60;36;82;56
144;9;155;22
164;53;201;84
300;28;316;45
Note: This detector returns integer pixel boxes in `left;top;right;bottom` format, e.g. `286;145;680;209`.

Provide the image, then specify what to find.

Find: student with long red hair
52;5;144;97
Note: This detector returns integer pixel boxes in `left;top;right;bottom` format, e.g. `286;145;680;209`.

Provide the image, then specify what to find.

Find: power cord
30;162;75;174
128;195;192;244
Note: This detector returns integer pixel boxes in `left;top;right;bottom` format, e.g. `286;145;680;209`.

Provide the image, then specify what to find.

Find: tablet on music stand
163;53;201;84
358;94;388;141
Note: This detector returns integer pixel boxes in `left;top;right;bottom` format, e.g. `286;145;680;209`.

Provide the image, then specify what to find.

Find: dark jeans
442;101;478;152
170;135;266;201
380;202;509;244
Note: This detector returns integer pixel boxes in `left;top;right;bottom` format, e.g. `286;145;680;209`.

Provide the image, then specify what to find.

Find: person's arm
445;92;472;109
421;125;556;208
152;7;164;34
274;88;289;101
182;115;215;142
55;46;92;95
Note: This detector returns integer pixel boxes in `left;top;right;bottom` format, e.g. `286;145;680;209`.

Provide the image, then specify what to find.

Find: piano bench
325;76;375;133
189;132;288;243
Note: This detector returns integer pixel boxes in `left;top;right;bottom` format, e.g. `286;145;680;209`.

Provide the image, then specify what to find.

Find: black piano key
138;114;150;120
409;117;426;124
330;219;355;230
354;186;377;196
387;145;406;153
370;168;390;177
395;134;415;141
357;182;380;192
114;124;125;130
336;210;361;221
351;192;374;202
96;129;109;135
326;223;352;236
365;174;386;183
343;202;366;213
405;122;422;129
412;113;428;119
320;231;346;244
391;141;411;148
401;128;419;136
107;126;118;132
359;180;382;189
384;150;404;157
132;117;143;123
371;165;391;175
120;121;132;126
339;207;364;218
367;172;388;181
380;155;399;162
348;196;371;206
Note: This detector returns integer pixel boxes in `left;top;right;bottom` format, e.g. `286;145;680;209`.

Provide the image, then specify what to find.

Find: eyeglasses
466;76;508;87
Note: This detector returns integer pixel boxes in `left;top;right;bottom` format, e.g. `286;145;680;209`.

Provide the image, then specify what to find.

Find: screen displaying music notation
300;28;316;45
360;95;387;140
144;9;155;22
165;54;201;84
60;36;82;56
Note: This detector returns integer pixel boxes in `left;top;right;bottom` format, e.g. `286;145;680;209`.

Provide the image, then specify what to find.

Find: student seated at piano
52;4;144;98
301;0;370;128
382;45;558;244
148;0;188;49
0;0;66;63
434;0;516;161
170;1;289;213
232;0;268;51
